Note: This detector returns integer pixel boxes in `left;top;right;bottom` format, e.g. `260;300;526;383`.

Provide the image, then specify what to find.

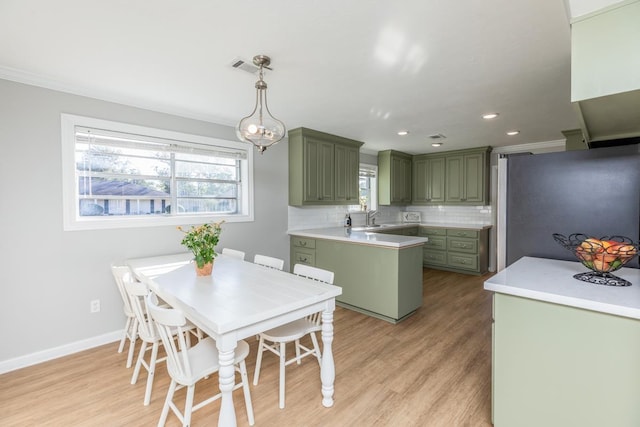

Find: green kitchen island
485;257;640;427
289;227;427;323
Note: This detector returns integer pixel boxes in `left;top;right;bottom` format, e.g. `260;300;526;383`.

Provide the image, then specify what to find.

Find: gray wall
0;79;289;364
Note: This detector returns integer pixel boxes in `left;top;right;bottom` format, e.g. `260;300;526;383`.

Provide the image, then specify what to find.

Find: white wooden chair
253;264;334;408
125;281;198;406
146;295;255;427
111;264;138;368
253;254;285;270
222;248;246;260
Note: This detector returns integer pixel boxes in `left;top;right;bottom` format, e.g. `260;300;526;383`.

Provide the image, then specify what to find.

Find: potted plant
177;220;225;276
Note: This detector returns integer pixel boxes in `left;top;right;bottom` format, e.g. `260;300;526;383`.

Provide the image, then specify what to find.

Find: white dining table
126;252;342;427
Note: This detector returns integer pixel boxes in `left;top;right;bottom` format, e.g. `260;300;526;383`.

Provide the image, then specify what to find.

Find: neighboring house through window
61;114;254;230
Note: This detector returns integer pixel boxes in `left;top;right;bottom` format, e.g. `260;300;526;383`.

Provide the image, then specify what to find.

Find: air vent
428;133;447;140
230;57;259;74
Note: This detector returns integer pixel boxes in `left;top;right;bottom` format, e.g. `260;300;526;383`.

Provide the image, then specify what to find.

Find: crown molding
492;139;566;154
0;65;235;127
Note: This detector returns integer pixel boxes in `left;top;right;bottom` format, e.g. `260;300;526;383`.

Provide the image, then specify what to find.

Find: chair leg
239;360;255;426
310;332;322;366
131;341;147;384
118;317;131;353
294;339;302;365
253;336;265;386
144;341;159;406
126;317;138;368
183;384;195;427
158;379;177;427
279;341;286;409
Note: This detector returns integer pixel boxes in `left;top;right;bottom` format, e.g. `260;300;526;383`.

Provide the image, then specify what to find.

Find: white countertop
485;256;640;319
419;222;492;230
352;221;492;230
288;227;428;248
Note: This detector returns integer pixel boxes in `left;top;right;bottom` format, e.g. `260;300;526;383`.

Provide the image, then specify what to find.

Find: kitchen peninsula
289;226;427;323
485;257;640;427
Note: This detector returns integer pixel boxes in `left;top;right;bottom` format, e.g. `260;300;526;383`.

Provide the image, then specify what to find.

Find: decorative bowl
553;233;639;287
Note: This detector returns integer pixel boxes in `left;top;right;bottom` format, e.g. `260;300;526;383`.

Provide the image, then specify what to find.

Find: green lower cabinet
290;237;316;266
290;235;424;323
493;293;640;427
419;226;489;275
423;249;447;266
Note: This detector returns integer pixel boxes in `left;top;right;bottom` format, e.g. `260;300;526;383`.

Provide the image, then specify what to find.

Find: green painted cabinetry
378;150;412;205
492;293;640;427
289;127;363;206
412;155;445;204
334;143;360;202
571;1;640;142
290;236;316;267
412;147;491;205
419;226;489;274
445;151;484;203
289;235;424;323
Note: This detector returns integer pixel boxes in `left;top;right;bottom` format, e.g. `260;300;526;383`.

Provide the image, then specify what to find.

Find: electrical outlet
90;299;101;313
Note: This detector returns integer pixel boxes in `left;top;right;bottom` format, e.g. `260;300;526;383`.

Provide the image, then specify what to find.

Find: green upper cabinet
378;150;412;205
289;127;364;206
570;1;640;142
412;155;445;204
445;148;490;204
334;143;360;203
411;146;491;205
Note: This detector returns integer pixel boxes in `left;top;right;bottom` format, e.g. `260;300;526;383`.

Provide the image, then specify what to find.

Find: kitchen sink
350;224;388;231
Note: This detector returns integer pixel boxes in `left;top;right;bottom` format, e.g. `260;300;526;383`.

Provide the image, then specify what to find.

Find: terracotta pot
195;260;214;276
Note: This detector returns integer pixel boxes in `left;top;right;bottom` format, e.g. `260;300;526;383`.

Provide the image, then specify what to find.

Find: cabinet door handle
299;241;307;247
300;257;308;262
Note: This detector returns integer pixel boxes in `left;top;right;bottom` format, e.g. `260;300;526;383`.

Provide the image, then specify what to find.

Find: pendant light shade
236;55;286;154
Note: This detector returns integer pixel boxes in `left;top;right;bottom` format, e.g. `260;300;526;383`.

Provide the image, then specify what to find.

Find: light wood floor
1;268;494;427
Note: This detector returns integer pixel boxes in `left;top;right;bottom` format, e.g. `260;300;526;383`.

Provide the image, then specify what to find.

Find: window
61;114;253;230
359;164;377;210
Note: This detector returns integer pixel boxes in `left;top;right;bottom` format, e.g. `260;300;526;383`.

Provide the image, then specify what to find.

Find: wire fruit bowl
553;233;639;287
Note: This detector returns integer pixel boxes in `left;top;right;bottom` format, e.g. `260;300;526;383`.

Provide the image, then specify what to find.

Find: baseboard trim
0;330;122;374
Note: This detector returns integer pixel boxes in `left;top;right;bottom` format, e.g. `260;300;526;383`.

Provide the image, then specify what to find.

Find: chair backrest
293;264;335;326
124;281;157;342
293;264;335;284
254;254;285;270
111;264;135;316
146;295;194;382
222;248;246;260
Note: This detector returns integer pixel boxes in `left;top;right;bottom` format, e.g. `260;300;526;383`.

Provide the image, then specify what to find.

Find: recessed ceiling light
482;113;499;119
431;142;443;147
397;130;409;136
506;130;520;136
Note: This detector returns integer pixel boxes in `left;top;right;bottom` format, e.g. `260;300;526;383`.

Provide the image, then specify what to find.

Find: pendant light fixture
236;55;286;154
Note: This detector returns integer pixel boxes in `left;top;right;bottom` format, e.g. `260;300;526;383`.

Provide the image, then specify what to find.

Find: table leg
320;308;335;407
217;341;237;427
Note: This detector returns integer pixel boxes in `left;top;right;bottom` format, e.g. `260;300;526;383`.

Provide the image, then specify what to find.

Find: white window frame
359;163;378;211
61;114;254;231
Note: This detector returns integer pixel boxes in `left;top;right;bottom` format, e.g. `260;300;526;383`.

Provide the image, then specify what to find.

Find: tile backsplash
288;204;492;230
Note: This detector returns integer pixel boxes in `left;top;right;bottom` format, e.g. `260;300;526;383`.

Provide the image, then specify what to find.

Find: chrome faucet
365;210;379;226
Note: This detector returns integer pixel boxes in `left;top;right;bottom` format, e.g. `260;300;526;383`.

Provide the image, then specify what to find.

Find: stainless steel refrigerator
496;143;640;270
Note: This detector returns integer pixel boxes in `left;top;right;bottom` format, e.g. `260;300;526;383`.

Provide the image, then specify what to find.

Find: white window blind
61;114;254;230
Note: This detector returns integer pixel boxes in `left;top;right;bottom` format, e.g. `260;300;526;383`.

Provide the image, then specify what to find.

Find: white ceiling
0;0;582;155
